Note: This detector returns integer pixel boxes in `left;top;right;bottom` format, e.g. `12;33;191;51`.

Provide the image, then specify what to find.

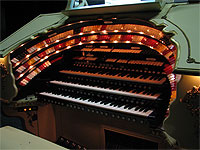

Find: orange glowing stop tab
81;36;88;42
98;35;111;41
45;39;51;44
120;35;133;41
142;38;159;48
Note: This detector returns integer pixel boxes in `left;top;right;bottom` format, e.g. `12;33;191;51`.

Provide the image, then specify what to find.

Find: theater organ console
0;0;199;149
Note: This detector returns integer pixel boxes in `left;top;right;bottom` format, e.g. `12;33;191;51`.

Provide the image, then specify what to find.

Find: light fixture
44;56;49;59
67;35;72;38
149;46;154;49
67;46;71;49
19;74;24;78
102;30;107;34
20;44;24;47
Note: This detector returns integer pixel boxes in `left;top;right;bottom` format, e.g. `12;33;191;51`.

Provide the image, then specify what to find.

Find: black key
151;91;157;96
103;101;111;105
133;74;140;78
117;102;125;107
157;76;164;81
124;104;130;109
127;104;135;110
139;75;145;79
135;89;143;94
134;106;141;111
153;76;159;80
112;102;120;107
149;75;155;80
143;107;150;112
143;74;149;79
109;101;117;106
138;107;146;112
142;90;148;95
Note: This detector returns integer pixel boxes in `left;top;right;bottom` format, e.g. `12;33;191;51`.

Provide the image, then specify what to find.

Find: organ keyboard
39;91;154;117
37;45;171;127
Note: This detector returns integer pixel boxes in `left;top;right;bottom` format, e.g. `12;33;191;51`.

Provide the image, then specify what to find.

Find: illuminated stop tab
120;35;133;41
81;36;88;42
45;38;51;44
98;35;111;41
164;64;173;74
144;38;159;48
75;38;80;44
101;25;107;31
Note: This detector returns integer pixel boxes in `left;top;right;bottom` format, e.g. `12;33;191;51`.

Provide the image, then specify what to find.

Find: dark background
1;0;198;41
0;0;105;41
1;1;68;41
